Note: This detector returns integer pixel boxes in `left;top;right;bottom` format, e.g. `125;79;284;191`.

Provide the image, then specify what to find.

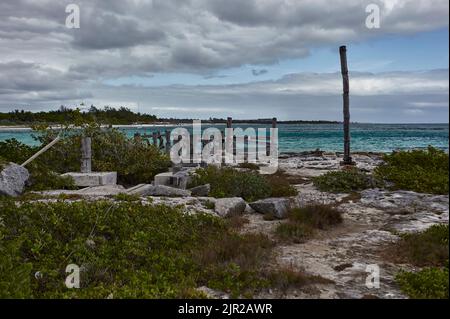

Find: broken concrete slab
61;172;117;187
0;163;30;197
154;168;196;189
215;197;247;217
36;185;126;197
127;184;191;197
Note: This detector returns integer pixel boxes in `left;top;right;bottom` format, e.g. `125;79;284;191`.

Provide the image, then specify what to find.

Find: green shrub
0;138;36;164
112;193;142;202
0;139;76;191
275;205;343;243
375;146;449;195
0;125;171;188
0;156;6;170
313;168;383;193
0;200;324;298
390;225;449;299
34;125;171;185
190;166;272;201
190;166;297;201
389;224;449;267
265;171;299;197
396;266;449;299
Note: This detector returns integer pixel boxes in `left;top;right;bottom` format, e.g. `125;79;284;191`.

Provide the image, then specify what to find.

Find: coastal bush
34;125;170;184
387;224;449;299
264;170;299;197
388;224;449;267
0;200;325;298
375;146;449;195
1;125;171;187
312;168;383;193
396;266;449;299
189;166;272;201
190;166;297;201
0;139;76;191
275;205;343;243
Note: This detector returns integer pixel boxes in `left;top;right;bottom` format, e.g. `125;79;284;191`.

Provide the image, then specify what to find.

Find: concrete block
62;172;117;187
154;171;191;189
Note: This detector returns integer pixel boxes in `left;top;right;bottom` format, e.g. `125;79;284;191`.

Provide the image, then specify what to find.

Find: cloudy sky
0;0;448;122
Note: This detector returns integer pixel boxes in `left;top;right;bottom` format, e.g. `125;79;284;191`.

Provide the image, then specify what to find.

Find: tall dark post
226;117;232;128
339;45;353;165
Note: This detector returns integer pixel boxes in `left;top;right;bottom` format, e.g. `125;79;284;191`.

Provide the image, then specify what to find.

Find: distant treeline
0;107;340;125
0;106;157;125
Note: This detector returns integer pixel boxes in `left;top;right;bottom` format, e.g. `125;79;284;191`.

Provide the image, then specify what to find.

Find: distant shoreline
1;122;448;132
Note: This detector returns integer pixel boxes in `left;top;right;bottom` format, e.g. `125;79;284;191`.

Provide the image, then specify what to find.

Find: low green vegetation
189;166;297;202
112;193;142;202
0;156;6;170
389;224;449;267
375;146;449;195
396;266;449;299
0;200;325;298
388;224;449;299
0;124;171;189
275;205;343;243
313;168;383;193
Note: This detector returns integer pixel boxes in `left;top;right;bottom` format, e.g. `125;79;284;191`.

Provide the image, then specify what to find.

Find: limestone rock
145;185;191;197
0;163;30;197
190;184;210;197
215;197;246;217
250;197;292;219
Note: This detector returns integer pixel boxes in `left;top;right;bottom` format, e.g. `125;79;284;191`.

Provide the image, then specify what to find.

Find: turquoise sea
0;123;448;153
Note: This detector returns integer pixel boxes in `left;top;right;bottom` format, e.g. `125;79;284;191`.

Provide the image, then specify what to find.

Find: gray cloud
0;0;448;122
1;0;448;74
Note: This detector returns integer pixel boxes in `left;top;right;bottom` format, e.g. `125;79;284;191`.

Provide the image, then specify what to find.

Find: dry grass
275;205;343;243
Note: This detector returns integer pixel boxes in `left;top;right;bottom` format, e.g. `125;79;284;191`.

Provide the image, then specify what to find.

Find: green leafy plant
375;146;449;195
313;168;383;193
396;266;449;299
190;166;272;201
190;166;297;201
0;200;326;298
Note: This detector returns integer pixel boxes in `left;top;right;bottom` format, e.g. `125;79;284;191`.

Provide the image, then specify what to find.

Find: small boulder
143;185;191;197
0;163;30;197
190;184;210;197
215;197;246;217
250;197;292;219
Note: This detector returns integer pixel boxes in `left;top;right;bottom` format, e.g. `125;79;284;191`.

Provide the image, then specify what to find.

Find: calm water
0;123;448;153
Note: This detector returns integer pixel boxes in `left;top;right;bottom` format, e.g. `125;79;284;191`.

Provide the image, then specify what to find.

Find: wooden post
226;117;232;128
165;130;171;154
81;137;92;173
339;45;353;165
